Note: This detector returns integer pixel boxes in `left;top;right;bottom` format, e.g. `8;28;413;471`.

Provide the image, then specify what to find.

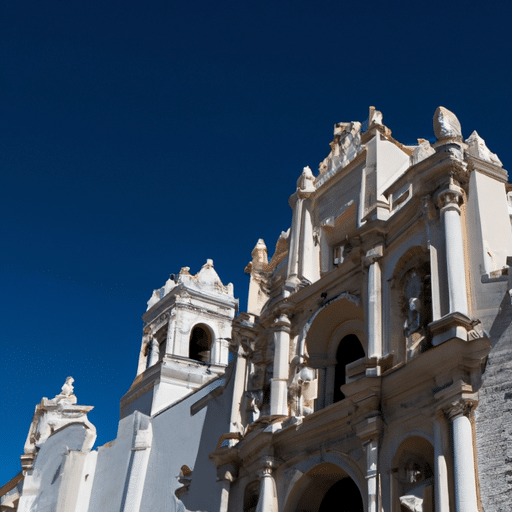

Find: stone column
437;180;468;316
216;464;237;512
434;410;450;512
147;335;160;368
255;458;279;512
229;338;249;434
285;167;316;293
270;313;291;417
286;192;303;287
364;243;384;374
446;399;478;512
364;438;379;512
136;334;150;376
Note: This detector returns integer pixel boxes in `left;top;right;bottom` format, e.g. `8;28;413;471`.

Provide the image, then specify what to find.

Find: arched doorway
292;462;364;512
333;334;365;402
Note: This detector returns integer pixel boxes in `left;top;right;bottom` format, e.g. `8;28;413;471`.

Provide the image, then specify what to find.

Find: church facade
2;107;512;512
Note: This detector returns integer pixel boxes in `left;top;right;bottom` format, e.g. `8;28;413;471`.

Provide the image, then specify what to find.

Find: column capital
436;178;464;212
256;456;281;478
443;397;477;421
273;312;291;330
363;243;384;267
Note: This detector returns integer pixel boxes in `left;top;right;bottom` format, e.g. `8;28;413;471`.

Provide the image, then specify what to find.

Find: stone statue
61;376;74;396
402;267;432;359
288;357;317;418
54;376;77;404
403;271;423;337
246;390;263;423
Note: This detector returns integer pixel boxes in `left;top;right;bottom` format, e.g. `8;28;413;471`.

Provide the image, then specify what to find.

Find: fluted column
271;313;291;416
445;399;478;512
437;180;468;316
364;243;384;375
434;410;450;512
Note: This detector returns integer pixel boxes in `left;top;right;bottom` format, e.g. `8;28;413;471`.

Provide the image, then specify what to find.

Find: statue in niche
396;459;433;512
288;357;317;418
246;390;263;423
402;265;432;359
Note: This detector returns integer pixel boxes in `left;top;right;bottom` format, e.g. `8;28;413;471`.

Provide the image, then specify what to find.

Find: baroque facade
2;107;512;512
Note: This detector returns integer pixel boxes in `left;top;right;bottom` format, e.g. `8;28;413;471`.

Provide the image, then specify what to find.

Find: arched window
333;334;365;403
189;325;212;362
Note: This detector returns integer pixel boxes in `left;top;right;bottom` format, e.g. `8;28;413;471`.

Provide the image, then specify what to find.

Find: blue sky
2;0;512;484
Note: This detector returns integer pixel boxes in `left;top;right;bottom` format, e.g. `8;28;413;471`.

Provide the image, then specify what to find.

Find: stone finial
296;166;316;195
369;106;383;125
433;106;462;140
251;239;268;271
202;259;214;269
465;130;503;166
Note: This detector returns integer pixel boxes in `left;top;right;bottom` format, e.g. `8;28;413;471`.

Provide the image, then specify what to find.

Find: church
2;106;511;512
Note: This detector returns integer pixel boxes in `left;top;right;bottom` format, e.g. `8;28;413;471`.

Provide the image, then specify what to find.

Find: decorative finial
433;106;462;140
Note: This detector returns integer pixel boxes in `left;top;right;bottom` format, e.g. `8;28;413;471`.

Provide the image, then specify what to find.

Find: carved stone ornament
317;121;362;187
465;130;503;167
399;495;423;512
444;398;476;420
296;166;316;197
412;139;435;165
433;106;462;140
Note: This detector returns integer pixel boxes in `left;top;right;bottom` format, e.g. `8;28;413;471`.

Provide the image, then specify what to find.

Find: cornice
466;154;509;183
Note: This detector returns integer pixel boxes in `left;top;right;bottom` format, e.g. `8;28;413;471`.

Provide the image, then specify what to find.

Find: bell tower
120;259;238;418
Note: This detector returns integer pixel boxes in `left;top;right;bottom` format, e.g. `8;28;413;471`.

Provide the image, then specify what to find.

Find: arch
189;323;214;362
303;303;366;408
303;296;365;360
283;455;366;512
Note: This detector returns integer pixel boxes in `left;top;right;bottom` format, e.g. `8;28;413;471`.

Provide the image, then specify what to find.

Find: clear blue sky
1;0;511;483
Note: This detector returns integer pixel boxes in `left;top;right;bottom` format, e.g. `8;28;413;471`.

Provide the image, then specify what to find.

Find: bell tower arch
120;259;238;418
